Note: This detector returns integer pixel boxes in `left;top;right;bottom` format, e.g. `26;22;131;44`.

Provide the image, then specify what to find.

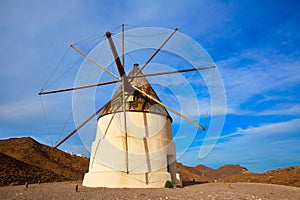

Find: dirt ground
0;181;299;200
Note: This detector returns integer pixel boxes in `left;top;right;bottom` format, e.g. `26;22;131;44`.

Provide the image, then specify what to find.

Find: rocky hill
177;163;248;184
176;163;210;185
0;152;64;186
178;162;300;187
223;166;300;187
194;164;214;175
200;164;249;180
0;137;89;186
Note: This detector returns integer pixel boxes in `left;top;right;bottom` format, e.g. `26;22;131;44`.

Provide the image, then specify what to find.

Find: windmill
39;25;216;188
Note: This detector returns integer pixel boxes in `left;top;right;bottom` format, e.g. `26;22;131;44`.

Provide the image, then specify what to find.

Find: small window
127;95;134;102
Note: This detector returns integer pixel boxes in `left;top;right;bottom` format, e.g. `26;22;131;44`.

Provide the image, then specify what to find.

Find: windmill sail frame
39;25;216;188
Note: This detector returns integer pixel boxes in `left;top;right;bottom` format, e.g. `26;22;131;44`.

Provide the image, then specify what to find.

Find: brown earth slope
0;153;64;186
195;164;214;175
176;163;210;185
0;137;89;185
177;163;248;184
205;164;249;180
224;166;300;187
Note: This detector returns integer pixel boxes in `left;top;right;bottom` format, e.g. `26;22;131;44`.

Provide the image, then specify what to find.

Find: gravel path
0;181;299;200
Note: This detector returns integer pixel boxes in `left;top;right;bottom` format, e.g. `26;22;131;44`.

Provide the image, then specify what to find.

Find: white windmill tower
83;63;179;188
39;25;215;188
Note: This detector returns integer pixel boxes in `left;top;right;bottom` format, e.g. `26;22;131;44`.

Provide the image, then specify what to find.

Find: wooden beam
121;76;129;173
38;66;215;95
39;79;120;95
136;28;178;75
71;44;119;79
106;32;126;77
130;66;216;79
54;100;111;149
132;85;206;131
122;24;125;67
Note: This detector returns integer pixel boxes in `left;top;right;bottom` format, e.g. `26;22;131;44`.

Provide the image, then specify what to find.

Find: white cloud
232;118;300;136
217;48;300;114
187;118;300;172
255;103;300;116
0;97;42;119
198;118;300;144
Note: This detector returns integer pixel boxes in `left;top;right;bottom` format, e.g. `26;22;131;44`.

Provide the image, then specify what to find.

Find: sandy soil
0;181;299;200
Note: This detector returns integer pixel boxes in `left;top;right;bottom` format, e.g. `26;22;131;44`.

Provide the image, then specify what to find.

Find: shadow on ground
182;181;209;187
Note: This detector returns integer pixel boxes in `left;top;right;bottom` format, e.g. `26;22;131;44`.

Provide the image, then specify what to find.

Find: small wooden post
25;182;29;188
75;184;78;192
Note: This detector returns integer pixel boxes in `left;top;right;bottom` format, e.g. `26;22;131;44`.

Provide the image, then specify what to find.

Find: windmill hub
133;63;139;69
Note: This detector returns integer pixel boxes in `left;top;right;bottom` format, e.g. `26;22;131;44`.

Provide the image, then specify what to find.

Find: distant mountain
195;164;214;173
0;137;89;186
179;162;300;187
177;163;248;184
205;164;249;180
176;163;210;185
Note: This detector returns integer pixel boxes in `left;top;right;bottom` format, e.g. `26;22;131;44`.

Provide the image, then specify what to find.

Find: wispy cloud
192;118;300;172
0;98;40;119
254;103;300;116
217;48;300;114
235;118;300;136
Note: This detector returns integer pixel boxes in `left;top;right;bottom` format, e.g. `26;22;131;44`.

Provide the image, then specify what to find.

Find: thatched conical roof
99;64;172;121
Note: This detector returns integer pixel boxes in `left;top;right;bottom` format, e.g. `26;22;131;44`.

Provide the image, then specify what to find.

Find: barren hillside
176;163;210;185
0;152;64;186
224;166;300;187
0;137;89;186
207;164;249;180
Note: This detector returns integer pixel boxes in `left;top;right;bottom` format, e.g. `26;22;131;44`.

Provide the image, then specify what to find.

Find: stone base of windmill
82;171;180;188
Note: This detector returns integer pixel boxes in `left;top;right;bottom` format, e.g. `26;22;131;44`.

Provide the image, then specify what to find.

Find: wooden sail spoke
39;79;121;95
122;24;125;67
129;65;216;79
106;30;129;172
54;100;112;149
71;44;119;79
121;76;129;173
136;28;178;75
38;66;215;95
106;32;126;77
131;85;206;131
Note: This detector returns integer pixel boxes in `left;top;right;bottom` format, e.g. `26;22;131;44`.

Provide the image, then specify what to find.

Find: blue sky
0;0;299;173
